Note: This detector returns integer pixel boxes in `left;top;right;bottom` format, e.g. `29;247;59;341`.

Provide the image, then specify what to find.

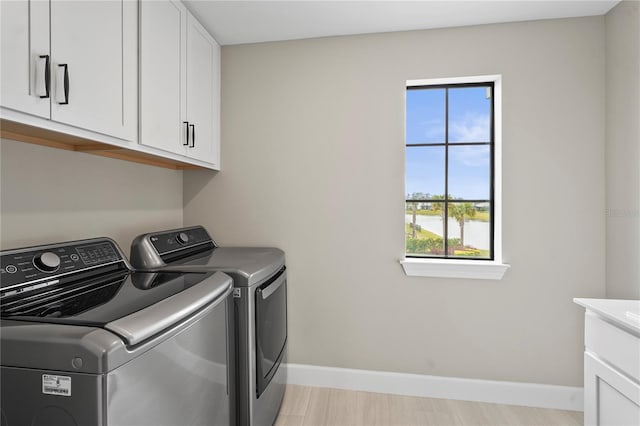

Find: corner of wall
604;0;640;299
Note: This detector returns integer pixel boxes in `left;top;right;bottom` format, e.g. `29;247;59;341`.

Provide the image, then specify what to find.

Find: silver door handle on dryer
260;273;285;300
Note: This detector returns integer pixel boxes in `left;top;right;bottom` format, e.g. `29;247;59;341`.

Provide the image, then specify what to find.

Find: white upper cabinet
1;0;50;118
49;0;137;141
0;0;137;142
1;0;218;169
185;14;220;165
140;0;187;155
140;0;220;168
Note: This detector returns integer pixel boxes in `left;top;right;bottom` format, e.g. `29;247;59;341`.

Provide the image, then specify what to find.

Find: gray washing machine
0;237;233;426
130;226;287;426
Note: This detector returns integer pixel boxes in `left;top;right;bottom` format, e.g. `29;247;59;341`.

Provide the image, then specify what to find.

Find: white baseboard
285;363;583;412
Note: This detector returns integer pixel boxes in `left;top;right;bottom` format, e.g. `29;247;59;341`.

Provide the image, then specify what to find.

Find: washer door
255;267;287;397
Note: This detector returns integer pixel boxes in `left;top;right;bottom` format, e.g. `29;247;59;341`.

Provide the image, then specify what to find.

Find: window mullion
444;88;449;257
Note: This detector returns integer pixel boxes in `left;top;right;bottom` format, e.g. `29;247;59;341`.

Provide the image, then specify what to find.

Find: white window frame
400;74;509;280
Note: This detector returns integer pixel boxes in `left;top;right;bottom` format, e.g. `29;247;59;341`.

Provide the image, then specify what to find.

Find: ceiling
183;0;619;46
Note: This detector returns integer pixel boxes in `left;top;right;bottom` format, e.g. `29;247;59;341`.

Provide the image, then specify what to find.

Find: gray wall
0;138;183;251
605;1;640;299
184;17;606;386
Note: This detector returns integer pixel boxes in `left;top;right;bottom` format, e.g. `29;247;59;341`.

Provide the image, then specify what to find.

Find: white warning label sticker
42;374;71;397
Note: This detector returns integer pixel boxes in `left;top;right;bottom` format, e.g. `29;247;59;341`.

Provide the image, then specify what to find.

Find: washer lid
0;271;232;374
104;271;231;345
1;270;221;328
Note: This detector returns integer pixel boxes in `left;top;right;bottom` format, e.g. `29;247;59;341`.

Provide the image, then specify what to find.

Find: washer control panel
149;226;212;255
1;240;123;295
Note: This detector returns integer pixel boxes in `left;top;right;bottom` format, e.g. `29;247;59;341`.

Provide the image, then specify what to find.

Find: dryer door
254;267;287;397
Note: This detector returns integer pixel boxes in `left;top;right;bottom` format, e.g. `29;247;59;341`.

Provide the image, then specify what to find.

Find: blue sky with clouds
406;86;491;200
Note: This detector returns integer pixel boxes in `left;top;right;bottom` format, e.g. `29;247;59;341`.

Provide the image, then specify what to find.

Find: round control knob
176;232;190;245
33;252;61;272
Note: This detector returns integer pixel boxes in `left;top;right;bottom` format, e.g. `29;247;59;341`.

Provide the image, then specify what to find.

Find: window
402;75;508;279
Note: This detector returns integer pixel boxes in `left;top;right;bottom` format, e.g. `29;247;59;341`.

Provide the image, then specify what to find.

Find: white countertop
574;298;640;335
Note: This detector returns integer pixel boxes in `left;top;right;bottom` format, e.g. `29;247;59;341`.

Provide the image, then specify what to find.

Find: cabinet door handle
183;121;190;146
36;55;50;98
57;64;69;105
189;124;195;148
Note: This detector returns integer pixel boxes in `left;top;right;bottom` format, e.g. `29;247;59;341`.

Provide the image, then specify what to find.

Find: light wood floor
275;385;583;426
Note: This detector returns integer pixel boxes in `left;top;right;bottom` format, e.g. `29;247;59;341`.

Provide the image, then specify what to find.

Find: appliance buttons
4;264;17;274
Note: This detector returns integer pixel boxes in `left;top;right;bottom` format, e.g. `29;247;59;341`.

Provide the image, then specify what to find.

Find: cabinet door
1;0;50;118
49;0;137;141
584;352;640;426
140;0;187;155
185;13;220;166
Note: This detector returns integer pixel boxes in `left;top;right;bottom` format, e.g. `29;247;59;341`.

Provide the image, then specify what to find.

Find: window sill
400;258;510;280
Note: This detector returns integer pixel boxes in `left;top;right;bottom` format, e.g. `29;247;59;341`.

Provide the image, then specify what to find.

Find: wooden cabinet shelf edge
1;118;208;170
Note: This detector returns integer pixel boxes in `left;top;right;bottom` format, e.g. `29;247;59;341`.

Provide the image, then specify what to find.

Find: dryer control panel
148;226;213;255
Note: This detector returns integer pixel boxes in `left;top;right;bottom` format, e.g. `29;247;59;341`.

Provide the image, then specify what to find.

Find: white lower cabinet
140;0;220;168
575;299;640;426
585;352;640;426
